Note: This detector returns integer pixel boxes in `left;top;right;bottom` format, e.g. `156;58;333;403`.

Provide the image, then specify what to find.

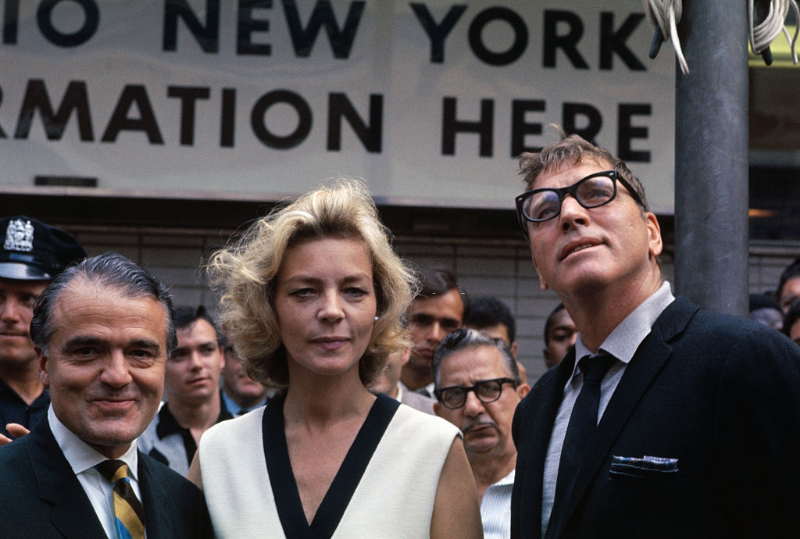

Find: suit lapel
553;298;697;536
138;453;174;539
27;416;107;539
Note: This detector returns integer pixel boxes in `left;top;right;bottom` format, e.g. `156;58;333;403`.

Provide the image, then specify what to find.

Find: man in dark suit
511;131;800;538
0;252;211;538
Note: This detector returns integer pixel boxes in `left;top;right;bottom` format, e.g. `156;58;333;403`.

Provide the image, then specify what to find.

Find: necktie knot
97;459;129;483
578;354;616;386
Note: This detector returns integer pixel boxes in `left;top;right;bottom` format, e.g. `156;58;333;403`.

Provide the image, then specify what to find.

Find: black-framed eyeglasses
435;378;517;410
515;170;645;236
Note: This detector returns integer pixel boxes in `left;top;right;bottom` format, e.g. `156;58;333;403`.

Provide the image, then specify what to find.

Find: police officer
0;216;86;440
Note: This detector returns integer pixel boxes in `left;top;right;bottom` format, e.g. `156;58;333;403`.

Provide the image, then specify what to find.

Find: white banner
0;0;675;212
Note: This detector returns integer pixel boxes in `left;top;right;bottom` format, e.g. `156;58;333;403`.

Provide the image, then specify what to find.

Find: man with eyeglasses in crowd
510;129;800;539
433;328;529;539
400;266;467;398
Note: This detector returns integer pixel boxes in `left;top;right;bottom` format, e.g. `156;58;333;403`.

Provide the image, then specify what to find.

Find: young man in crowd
219;341;271;416
400;266;467;397
138;305;230;476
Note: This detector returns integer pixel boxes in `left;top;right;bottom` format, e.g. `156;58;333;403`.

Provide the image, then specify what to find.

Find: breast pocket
608;455;680;481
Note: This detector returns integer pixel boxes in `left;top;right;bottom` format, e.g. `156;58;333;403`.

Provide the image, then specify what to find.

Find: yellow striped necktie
97;460;146;539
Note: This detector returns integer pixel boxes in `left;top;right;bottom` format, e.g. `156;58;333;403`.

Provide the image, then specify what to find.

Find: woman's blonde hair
206;178;414;388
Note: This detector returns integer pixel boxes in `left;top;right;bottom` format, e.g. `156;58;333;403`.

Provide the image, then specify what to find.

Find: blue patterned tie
97;460;146;539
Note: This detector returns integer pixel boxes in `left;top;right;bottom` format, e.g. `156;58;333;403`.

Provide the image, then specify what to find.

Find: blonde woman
189;179;482;539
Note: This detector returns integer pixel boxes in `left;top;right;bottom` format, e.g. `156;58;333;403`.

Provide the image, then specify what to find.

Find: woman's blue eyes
290;288;315;298
289;287;370;298
346;287;368;297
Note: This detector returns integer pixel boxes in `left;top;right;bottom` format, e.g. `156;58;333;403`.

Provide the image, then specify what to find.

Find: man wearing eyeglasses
433;329;529;539
510;130;800;539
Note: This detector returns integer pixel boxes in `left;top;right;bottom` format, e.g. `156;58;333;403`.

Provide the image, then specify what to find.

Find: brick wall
69;226;798;384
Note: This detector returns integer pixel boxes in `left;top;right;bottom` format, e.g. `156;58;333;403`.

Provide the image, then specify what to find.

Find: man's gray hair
432;328;521;389
30;252;176;355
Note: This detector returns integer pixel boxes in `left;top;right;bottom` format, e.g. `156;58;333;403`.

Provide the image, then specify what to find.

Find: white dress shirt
48;406;144;539
221;389;268;416
481;468;514;539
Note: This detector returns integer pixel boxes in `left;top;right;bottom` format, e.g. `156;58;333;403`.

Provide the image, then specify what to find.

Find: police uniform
0;216;86;438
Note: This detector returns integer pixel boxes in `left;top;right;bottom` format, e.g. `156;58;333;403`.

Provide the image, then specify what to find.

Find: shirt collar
48;405;139;480
156;400;233;439
0;379;49;402
493;467;515;487
0;378;14;395
572;281;675;375
155;402;184;439
220;389;267;416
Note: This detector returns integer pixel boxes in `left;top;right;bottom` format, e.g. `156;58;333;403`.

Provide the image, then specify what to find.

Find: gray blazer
401;384;437;415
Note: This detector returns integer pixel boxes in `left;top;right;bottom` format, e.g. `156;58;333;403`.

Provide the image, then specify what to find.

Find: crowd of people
1;129;799;538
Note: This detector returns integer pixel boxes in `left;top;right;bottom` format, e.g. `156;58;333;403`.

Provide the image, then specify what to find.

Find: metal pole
674;0;750;316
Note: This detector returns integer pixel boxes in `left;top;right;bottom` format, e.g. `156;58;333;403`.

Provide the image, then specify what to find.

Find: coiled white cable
748;0;799;64
644;0;689;74
645;0;799;72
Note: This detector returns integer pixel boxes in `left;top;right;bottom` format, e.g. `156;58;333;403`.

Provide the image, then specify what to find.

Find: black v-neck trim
262;393;400;539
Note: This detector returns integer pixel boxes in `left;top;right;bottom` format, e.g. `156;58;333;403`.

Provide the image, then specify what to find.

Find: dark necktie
553;354;616;516
97;459;146;539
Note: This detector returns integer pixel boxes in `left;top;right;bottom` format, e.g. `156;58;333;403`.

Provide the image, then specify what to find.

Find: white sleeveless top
197;396;460;539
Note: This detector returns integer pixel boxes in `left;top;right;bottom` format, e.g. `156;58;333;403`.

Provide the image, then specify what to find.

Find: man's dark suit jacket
0;414;212;538
511;296;800;539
